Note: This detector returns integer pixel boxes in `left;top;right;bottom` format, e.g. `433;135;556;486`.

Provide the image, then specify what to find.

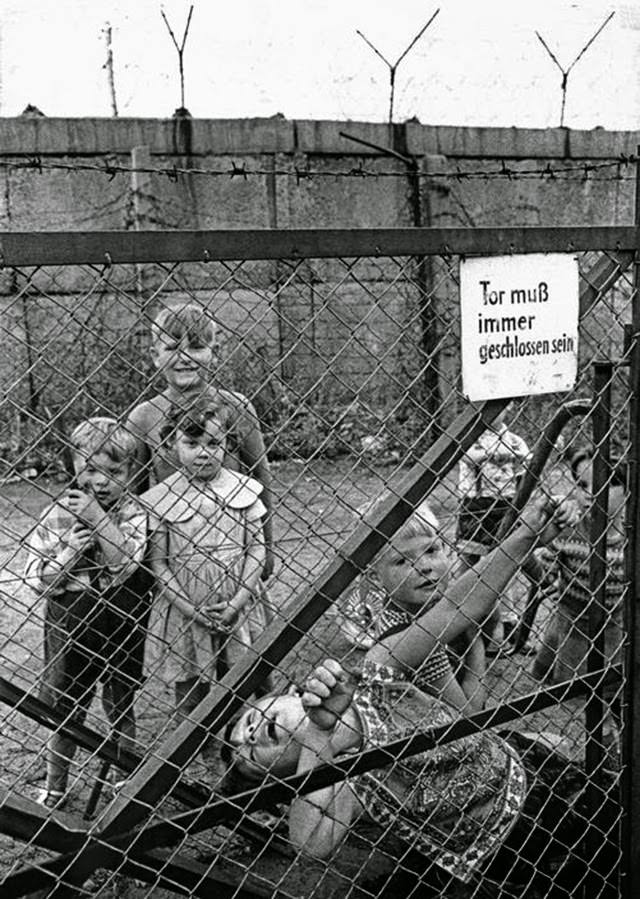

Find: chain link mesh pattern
0;237;632;898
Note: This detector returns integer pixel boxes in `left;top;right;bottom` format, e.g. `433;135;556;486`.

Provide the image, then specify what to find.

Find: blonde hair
353;498;445;605
151;302;217;348
359;497;440;547
393;500;440;543
69;417;137;467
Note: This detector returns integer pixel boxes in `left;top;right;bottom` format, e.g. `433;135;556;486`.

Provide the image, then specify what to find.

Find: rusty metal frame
621;152;640;899
0;225;636;266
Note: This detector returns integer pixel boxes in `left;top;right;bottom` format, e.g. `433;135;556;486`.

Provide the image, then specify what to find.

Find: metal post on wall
584;360;612;898
621;147;640;899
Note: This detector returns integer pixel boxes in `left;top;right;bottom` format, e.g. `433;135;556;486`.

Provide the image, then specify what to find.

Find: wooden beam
0;792;85;853
0;226;636;267
118;850;297;899
2;844;292;899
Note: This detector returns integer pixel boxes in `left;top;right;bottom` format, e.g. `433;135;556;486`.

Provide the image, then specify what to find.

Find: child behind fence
457;408;531;650
140;397;268;775
531;448;626;730
336;500;486;713
126;302;274;580
23;418;150;808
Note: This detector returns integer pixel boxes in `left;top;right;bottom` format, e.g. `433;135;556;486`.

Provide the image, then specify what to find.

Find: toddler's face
174;419;226;482
375;529;450;610
74;451;130;509
151;333;214;390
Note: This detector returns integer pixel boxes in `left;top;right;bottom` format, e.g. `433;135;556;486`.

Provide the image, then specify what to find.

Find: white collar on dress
141;468;262;520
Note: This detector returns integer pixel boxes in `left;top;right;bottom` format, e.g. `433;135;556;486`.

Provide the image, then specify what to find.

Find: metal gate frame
0;222;638;899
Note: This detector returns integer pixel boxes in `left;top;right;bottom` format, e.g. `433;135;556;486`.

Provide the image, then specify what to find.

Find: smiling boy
126;303;274;578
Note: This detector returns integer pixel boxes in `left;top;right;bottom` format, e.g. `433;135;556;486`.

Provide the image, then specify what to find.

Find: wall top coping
0;116;638;160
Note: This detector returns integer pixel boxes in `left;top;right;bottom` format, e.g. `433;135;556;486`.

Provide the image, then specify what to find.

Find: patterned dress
141;469;266;683
543;532;625;684
350;660;527;883
336;581;454;692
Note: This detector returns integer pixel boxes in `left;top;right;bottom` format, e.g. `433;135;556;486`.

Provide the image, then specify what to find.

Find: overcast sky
1;0;637;129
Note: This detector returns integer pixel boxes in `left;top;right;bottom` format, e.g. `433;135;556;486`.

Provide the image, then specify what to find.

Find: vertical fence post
130;145;155;358
621;147;640;899
584;360;612;897
131;145;151;297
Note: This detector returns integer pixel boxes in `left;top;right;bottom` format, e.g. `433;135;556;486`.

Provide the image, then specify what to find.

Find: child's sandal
35;789;66;810
110;779;127;795
107;772;128;799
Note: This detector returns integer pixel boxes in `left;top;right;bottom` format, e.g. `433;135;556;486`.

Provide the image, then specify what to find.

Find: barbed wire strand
0;154;635;183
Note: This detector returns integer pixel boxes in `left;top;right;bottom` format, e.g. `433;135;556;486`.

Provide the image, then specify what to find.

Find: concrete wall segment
0;116;638;166
1;115;637;452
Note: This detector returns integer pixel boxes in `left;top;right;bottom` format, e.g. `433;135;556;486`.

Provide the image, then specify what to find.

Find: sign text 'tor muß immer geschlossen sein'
460;256;579;401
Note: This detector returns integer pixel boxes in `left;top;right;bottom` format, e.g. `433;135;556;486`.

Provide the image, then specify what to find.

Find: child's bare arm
232;518;265;609
512;434;531;461
457;627;487;713
125;406;153;494
370;496;579;673
65;490;146;578
290;660;357;857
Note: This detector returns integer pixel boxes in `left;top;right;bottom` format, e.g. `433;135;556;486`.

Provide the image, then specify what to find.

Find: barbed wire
0;153;636;183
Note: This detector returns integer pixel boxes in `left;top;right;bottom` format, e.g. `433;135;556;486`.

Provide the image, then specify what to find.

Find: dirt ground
0;457;603;897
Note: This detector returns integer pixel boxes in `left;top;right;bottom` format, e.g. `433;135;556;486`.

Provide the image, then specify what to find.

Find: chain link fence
0;226;636;897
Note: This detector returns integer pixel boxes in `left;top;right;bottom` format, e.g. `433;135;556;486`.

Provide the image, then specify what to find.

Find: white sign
460;253;579;401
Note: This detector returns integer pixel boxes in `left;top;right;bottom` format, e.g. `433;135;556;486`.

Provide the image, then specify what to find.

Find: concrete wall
0;116;636;463
0;116;637;231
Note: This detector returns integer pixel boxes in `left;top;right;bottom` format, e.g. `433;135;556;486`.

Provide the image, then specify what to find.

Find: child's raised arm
369;496;579;674
290;659;359;858
456;626;487;713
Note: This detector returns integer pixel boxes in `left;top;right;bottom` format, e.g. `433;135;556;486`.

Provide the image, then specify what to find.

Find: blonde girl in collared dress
141;398;267;759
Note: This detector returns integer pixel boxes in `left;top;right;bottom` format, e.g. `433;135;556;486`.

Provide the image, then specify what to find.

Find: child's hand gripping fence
0;226;635;898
